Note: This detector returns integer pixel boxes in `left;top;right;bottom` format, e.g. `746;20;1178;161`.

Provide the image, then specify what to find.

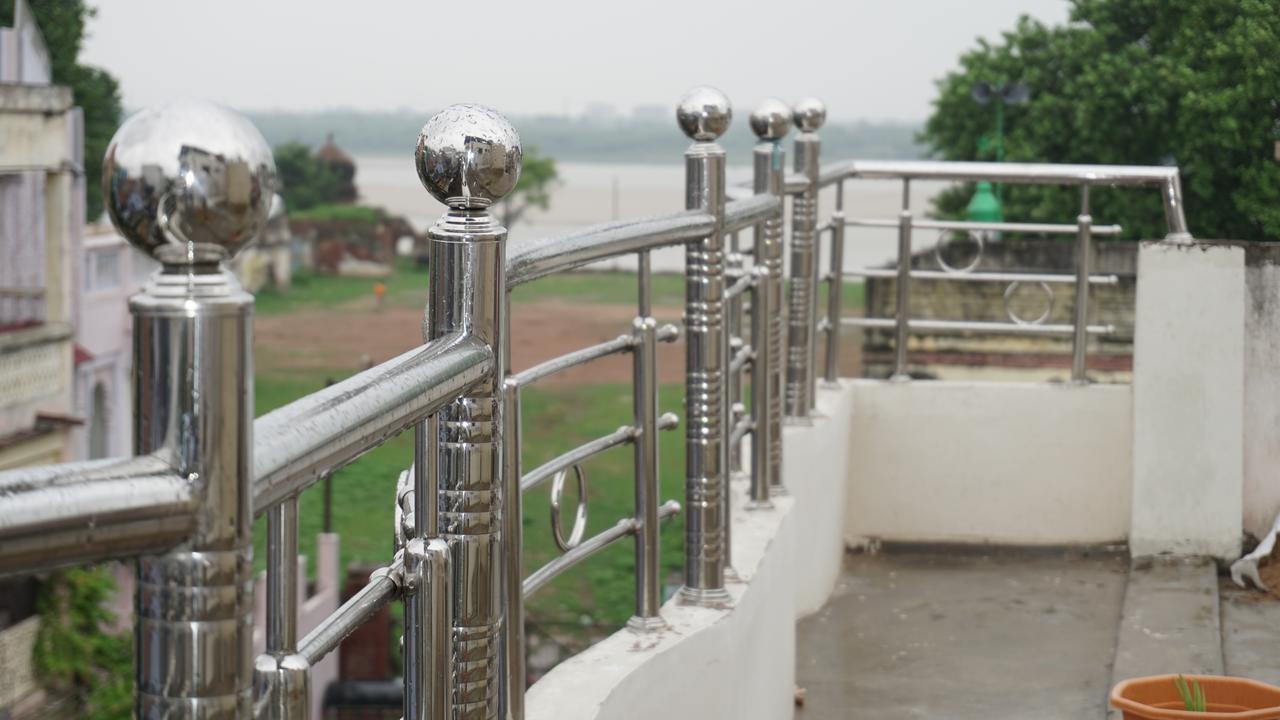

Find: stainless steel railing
812;160;1189;384
0;87;1191;720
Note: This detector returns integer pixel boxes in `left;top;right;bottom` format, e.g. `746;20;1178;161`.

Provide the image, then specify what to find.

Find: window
85;248;121;292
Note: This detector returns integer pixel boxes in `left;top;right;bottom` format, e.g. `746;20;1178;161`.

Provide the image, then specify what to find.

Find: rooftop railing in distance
812;159;1191;384
0;85;1190;720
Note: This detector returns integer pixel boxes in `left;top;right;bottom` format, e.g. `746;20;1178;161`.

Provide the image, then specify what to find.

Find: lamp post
970;81;1030;212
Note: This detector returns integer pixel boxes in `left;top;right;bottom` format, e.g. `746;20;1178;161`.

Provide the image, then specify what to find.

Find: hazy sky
81;0;1069;121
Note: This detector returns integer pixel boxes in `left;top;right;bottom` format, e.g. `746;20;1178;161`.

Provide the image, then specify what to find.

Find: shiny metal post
824;182;846;383
750;99;790;494
747;262;773;508
786;97;825;418
415;104;519;720
102;100;276;717
676;86;732;605
500;374;527;718
727;232;745;476
1071;185;1093;383
403;537;452;720
629;250;665;629
892;180;913;381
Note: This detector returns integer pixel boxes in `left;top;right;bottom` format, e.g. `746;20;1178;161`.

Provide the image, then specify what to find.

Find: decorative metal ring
550;464;588;552
1003;280;1055;326
934;229;985;274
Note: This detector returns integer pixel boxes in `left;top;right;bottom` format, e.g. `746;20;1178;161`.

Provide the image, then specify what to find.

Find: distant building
73;225;157;460
317;132;357;203
233;193;293;292
0;2;85;715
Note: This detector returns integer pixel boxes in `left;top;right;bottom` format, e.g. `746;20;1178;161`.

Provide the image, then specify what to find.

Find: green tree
273;142;342;211
2;0;124;222
33;568;132;719
921;0;1280;242
502;147;558;228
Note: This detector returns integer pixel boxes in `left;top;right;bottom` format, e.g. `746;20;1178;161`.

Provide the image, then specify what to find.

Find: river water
354;155;950;274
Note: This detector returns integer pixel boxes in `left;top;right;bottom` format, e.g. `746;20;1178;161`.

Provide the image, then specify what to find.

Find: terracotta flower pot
1112;675;1280;719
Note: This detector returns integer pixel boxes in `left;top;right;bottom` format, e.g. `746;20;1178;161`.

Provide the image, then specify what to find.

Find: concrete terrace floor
796;550;1131;719
798;550;1280;719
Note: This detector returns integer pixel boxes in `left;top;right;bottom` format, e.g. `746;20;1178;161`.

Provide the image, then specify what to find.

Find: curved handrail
253;332;493;514
0;454;196;575
506;210;713;288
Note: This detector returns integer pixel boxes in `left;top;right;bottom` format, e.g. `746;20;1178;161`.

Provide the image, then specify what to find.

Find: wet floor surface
796;550;1129;719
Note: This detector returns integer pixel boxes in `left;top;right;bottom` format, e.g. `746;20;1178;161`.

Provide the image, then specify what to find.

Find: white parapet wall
1132;242;1244;560
526;382;856;720
844;379;1133;547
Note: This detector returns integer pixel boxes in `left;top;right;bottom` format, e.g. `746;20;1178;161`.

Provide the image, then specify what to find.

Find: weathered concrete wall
526;383;856;720
844;379;1132;546
1131;242;1244;560
1242;246;1280;541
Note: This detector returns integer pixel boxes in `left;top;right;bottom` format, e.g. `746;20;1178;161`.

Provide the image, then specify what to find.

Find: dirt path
255;298;862;385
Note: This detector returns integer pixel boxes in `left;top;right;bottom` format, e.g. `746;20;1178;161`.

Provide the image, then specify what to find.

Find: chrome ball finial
103;100;276;262
415;104;522;209
676;86;732;142
750;98;792;141
793;97;827;133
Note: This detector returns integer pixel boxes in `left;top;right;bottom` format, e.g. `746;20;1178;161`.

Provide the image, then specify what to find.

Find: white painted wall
526;383;856;720
844;379;1132;547
1131;242;1244;560
1243;255;1280;540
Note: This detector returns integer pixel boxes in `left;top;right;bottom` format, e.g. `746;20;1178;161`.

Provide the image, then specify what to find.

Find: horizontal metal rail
522;500;681;597
253;332;492;514
299;563;402;665
511;325;678;388
723;195;782;234
0;455;196;575
846;268;1121;285
506;210;713;287
520;413;678;493
843;217;1123;236
823;159;1184;187
843;317;1117;336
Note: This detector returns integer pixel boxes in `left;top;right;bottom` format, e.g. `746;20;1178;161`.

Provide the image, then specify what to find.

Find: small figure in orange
373;281;386;310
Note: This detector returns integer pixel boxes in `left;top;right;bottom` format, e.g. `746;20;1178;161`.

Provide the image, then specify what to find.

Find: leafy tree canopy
502;147;558;228
273;142;346;212
2;0;124;222
921;0;1280;241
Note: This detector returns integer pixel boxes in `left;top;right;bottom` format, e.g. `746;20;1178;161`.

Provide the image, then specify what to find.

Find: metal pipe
729;344;754;376
724;194;783;233
785;102;823;420
132;261;255;717
500;374;526;720
266;496;300;654
0;456;195;576
253;332;493;513
403;537;452;720
748;263;773;508
749;104;788;496
892;181;913;381
524;501;681;598
511;334;635;387
1072;185;1093;383
724;270;755;300
299;565;401;665
824;184;846;384
416;105;516;720
842;316;1116;336
843;217;1123;236
628;311;664;631
522;426;638;492
844;268;1120;285
677;87;732;604
506;210;713;287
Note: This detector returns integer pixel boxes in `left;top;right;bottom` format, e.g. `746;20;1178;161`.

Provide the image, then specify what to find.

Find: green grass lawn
256;260;864;315
250;262;863;634
253;374;686;631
